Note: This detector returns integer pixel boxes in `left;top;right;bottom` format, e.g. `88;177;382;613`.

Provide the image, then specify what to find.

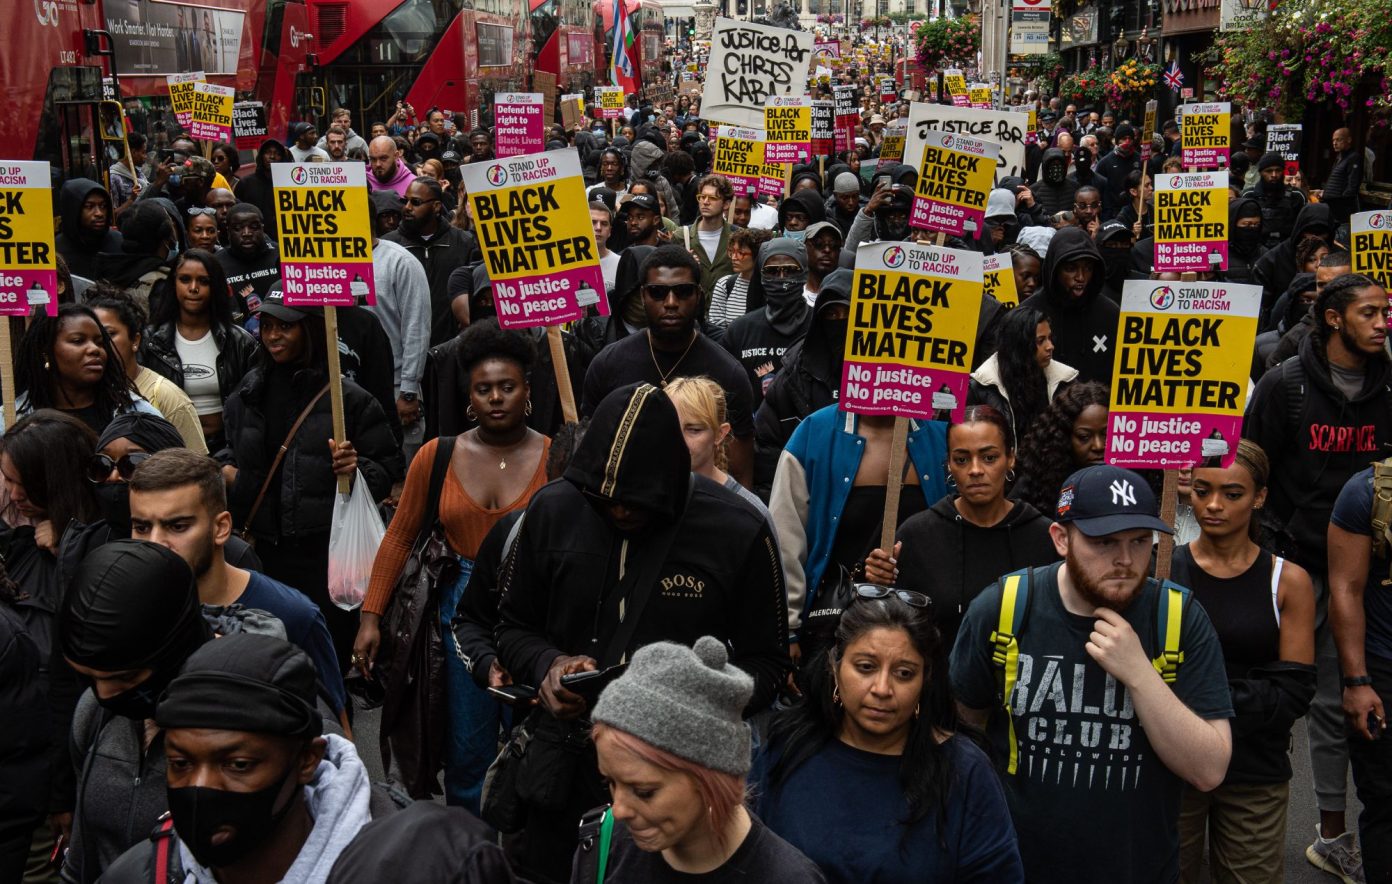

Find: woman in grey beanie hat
575;636;826;883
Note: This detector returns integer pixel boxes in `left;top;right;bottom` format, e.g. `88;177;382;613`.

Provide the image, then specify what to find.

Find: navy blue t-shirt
1331;467;1392;662
239;571;347;713
755;735;1023;884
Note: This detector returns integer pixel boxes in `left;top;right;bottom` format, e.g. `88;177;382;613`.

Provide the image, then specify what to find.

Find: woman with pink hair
571;636;825;882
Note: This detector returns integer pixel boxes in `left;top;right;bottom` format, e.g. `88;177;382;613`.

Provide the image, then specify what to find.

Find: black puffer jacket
224;364;403;540
139;320;260;402
1243;177;1307;248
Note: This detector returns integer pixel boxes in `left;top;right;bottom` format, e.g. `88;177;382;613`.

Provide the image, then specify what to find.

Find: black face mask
1102;250;1130;291
168;762;299;870
1043;162;1065;185
93;482;132;537
820;317;847;357
1232;227;1263;253
96;667;174;720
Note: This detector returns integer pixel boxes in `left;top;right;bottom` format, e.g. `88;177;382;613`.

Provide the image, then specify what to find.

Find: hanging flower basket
914;15;980;75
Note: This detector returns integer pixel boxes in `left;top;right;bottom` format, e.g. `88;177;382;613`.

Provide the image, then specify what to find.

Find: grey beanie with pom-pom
591;635;754;776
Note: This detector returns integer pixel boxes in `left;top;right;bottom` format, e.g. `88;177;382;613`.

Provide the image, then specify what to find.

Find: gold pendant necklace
499;456;507;470
649;329;698;388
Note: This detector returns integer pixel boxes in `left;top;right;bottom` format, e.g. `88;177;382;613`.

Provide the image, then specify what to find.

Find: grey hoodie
178;734;372;884
366;237;431;396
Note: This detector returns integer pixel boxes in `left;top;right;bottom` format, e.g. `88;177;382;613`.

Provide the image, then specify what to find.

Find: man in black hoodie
495;382;788;882
1031;148;1078;217
777;189;826;240
232;139;288;242
754;267;851;498
218;204;281;317
1094;123;1143;221
55;179;123;281
722;238;812;409
383;176;480;347
1018;226;1117;385
1226;197;1268;288
1244;151;1307;248
1253;202;1334;320
1244;272;1392;876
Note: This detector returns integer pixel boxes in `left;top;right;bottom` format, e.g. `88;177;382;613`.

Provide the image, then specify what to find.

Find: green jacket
678;220;735;300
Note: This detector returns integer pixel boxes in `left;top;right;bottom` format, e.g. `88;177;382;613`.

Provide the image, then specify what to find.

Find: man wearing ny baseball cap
949;464;1233;884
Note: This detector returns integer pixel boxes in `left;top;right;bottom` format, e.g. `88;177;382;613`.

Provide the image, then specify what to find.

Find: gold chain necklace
648;329;698;388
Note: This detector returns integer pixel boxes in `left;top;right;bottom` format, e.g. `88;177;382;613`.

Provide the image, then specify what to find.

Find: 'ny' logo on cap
1110;479;1136;507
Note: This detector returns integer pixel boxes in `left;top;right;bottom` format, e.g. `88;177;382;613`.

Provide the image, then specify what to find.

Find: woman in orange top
353;319;550;811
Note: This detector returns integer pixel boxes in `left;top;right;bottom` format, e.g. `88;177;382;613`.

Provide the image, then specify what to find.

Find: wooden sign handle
323;305;350;495
547;325;577;425
0;319;13;431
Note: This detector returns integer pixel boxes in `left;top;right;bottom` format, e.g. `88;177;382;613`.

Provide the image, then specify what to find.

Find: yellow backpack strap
1370;460;1392;565
1151;580;1188;685
990;570;1030;775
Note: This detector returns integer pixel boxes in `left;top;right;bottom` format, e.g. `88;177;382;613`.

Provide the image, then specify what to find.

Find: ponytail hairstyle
1232;438;1270;541
664;376;730;472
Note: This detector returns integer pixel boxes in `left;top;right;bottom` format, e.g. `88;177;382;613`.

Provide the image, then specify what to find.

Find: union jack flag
1164;59;1185;92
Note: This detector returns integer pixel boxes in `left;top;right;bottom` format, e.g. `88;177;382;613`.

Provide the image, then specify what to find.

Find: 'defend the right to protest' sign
1154;172;1228;273
1107;279;1260;470
272;163;375;306
840;242;983;422
1180;102;1231;169
461;149;607;329
701;17;812;130
1351;210;1392;288
0;161;58;317
906;128;1000;237
494;93;545;158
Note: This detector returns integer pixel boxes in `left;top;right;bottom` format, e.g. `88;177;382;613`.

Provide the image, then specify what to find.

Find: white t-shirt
697;228;722;264
599;251;622;296
175;330;223;415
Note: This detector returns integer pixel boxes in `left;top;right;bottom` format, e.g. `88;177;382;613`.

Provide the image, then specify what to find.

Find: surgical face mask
167;762;299;869
169;173;182;188
782;229;806;242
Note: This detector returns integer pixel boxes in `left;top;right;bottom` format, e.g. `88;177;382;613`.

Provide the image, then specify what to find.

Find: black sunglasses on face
86;451;152;484
853;583;931;608
643;283;699;300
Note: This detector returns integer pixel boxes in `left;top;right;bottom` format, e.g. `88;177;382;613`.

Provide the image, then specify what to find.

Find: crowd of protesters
5;26;1392;884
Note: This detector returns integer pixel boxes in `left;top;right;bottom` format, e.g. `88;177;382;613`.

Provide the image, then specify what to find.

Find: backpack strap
1280;354;1305;440
1150;579;1190;685
990;568;1032;776
1370;460;1392;567
151;813;177;883
576;804;614;883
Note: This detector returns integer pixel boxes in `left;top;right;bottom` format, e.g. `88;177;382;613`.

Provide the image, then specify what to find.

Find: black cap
156;633;323;738
1054;465;1173;537
257;289;310;322
1098;219;1132;244
620;193;661;215
440;150;462;164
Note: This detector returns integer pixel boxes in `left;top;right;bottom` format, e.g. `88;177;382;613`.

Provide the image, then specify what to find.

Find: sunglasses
853;583;931;608
86;451;152;484
762;265;803;279
643;283;699;300
186;206;216;216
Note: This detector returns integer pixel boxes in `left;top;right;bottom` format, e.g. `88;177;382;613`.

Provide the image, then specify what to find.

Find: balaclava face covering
758;238;810;336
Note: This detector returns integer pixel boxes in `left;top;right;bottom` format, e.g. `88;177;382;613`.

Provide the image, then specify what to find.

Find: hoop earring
525;398;533;416
1006;469;1016;482
945;469;956;487
466;404;477;421
914;703;920;720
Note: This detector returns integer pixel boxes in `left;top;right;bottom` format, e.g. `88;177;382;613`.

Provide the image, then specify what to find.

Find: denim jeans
440;557;501;814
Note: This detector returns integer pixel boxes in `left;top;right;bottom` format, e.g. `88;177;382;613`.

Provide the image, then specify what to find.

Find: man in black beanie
102;634;376;883
1244;151;1308;247
58;541;212;883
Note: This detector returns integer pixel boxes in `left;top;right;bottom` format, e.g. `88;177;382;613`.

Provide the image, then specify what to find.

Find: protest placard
907;102;1028;185
759;149;791;198
968;84;993;108
233;101;268;151
1180;102;1231;169
944;70;968;107
875;120;908;171
560;93;585;130
167;72;205;129
811;100;835;157
1141;99;1158;163
494;93;545;158
461;149;607;329
701;17;813;130
841;241;983;422
1010;106;1038;146
982;252;1019;309
272;163;374;306
834;86;858;154
1107;279;1260;470
189;83;234;143
1154;172;1228;273
880;76;898;104
1351;211;1392;288
814;38;841;66
764;96;812;164
0;161;57;318
905;128;1000;236
712;127;764;195
595;86;625;120
1265;123;1301;176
